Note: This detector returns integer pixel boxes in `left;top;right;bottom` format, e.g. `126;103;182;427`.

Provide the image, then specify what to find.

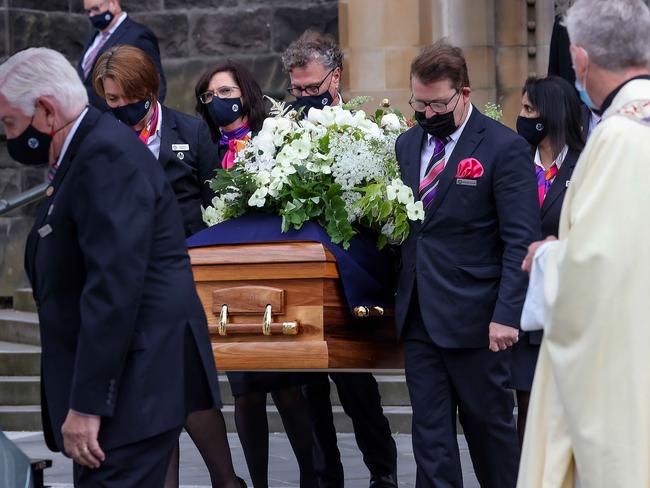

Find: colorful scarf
536;163;558;206
138;102;159;144
219;124;251;169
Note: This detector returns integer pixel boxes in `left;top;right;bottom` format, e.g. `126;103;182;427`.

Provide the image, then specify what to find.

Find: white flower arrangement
203;97;423;249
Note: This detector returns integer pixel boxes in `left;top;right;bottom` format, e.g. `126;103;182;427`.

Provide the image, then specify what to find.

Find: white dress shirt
533;144;568;184
56;107;89;167
144;101;163;160
419;104;474;182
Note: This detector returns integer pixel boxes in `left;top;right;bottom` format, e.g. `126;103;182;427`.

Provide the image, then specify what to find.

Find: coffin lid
188;241;337;266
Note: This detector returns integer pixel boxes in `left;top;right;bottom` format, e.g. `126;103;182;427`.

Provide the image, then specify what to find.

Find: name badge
565;180;571;188
172;144;189;151
456;178;478;187
38;224;53;238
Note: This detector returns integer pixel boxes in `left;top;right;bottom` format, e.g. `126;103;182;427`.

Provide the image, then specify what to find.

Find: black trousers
303;372;397;487
403;304;519;488
72;427;182;487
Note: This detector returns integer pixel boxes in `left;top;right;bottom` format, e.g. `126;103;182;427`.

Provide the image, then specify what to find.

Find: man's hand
61;410;105;468
521;236;558;273
489;322;519;352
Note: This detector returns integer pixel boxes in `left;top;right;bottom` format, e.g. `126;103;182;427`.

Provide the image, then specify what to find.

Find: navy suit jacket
77;16;167;111
526;147;580;345
158;106;219;236
394;107;541;348
24;107;219;452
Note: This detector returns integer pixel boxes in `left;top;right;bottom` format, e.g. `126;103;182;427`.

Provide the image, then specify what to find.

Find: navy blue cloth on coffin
186;214;394;312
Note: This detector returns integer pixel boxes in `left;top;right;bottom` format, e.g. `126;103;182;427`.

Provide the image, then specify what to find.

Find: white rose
334;108;355;127
406;201;425;221
381;113;401;131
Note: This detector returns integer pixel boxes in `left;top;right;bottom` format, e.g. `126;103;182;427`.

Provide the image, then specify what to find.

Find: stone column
339;0;555;126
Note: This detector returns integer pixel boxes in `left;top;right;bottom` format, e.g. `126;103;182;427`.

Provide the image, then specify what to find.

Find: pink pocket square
456;158;484;178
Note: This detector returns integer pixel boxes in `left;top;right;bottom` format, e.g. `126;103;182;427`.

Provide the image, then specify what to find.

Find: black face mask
207;97;242;127
89;9;114;30
516;116;547;147
293;91;335;115
414;110;458;139
111;98;152;127
7;122;52;166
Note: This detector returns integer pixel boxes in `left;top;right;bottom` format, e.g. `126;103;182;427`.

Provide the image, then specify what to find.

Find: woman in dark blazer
93;46;246;488
194;62;317;488
513;75;585;443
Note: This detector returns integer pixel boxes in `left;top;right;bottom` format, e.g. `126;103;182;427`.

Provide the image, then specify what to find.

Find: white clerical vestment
517;79;650;488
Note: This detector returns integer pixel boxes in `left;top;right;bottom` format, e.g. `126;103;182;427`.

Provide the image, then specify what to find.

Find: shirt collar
153;101;163;138
56;107;89;166
534;144;568;171
427;103;473;145
600;74;650;114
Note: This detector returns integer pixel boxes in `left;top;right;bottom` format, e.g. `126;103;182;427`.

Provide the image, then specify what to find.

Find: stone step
0;310;40;346
216;374;409;407
13;288;37;314
0;376;40;406
0;405;41;431
0;341;41;376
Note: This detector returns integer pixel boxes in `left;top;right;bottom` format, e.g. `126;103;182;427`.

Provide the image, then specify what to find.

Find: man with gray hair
0;48;241;487
519;0;650;486
283;31;398;488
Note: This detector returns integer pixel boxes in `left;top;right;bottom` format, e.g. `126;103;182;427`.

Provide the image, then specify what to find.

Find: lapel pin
45;186;54;197
172;143;189;151
177;152;185;160
565;180;571;188
47;204;54;216
38;224;53;238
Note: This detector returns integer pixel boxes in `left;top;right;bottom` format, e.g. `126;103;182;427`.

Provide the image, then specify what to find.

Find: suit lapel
27;109;101;271
159;106;178;167
541;148;579;217
422;106;485;225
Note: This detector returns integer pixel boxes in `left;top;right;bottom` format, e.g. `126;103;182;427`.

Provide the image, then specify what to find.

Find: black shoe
369;473;398;488
237;476;248;488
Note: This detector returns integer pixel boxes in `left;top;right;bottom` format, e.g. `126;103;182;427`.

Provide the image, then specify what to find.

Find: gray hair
565;0;650;70
281;30;343;72
0;47;88;117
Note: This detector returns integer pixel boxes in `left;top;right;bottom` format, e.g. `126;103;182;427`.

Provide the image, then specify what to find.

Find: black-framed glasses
286;68;336;98
409;90;460;113
199;85;240;105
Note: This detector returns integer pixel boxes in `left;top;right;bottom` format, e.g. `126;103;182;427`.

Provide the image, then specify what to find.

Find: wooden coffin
189;241;403;371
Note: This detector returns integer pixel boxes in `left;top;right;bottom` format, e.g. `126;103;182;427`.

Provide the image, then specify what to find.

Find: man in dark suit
79;0;166;111
283;31;398;488
0;47;241;487
395;42;540;488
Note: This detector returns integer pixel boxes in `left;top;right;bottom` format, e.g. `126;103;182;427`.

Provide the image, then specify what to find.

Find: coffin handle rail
211;304;300;336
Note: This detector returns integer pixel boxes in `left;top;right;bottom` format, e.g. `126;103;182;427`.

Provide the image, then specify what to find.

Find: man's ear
331;67;341;90
35;96;57;128
570;44;587;80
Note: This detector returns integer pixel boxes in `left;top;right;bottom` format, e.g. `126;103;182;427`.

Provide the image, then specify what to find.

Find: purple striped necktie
82;32;110;79
419;136;449;209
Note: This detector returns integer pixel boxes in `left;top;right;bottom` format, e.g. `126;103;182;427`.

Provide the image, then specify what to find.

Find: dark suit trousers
403;301;519;488
303;372;397;487
72;426;181;487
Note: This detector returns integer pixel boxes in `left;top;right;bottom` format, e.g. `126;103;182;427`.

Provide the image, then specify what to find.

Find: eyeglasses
84;0;107;15
199;86;240;105
287;68;336;98
409;90;460;113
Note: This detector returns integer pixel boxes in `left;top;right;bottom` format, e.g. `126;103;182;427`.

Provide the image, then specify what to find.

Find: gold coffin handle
212;303;299;336
262;304;272;336
353;306;385;318
219;304;228;336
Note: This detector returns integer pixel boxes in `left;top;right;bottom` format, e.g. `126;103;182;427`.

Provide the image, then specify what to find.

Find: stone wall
0;0;338;298
339;0;555;127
